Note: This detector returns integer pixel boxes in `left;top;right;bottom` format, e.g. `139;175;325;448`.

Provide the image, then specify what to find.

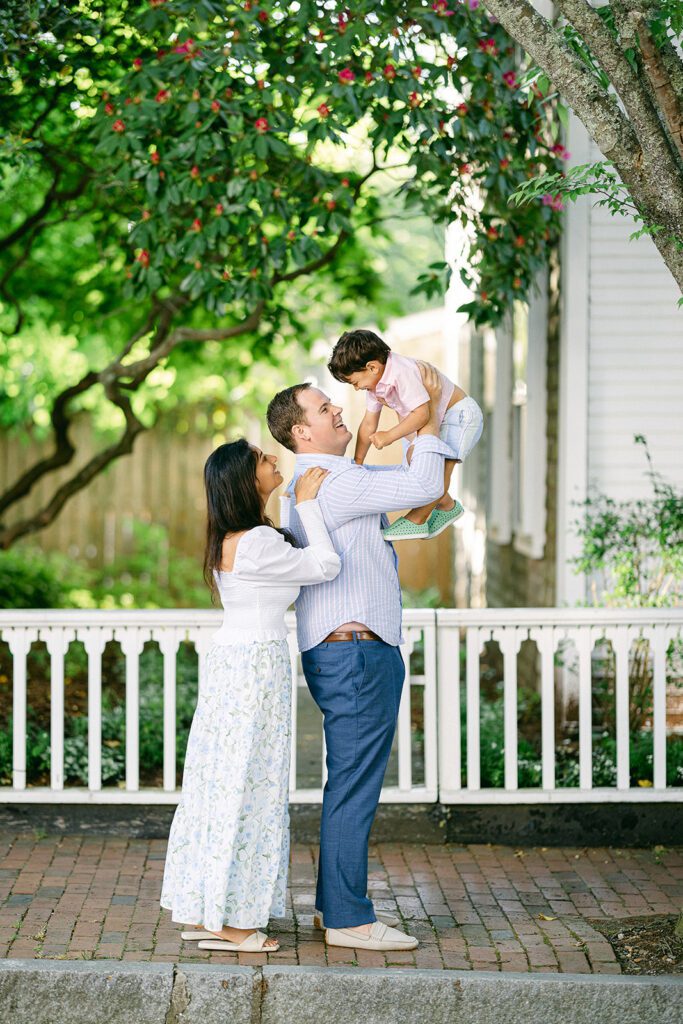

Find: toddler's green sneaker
427;501;465;538
382;516;429;542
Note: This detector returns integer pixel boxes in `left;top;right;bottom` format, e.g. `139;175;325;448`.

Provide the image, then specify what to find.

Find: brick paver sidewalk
0;834;680;973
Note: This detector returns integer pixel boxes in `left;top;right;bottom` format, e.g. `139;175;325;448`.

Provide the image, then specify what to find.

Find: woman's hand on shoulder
294;466;330;504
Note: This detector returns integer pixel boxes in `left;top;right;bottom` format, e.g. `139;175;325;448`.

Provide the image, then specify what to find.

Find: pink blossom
432;0;454;14
477;39;499;56
502;70;518;88
338;68;355;85
551;143;571;160
542;193;564;211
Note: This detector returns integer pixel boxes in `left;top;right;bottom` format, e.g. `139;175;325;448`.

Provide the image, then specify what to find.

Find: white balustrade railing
0;607;681;805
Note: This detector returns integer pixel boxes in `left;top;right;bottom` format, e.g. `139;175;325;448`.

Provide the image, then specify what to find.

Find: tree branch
0;384;147;549
484;0;641;163
0;170;90;253
482;0;683;290
273;229;349;284
0;306;159;520
556;0;673;165
630;11;683;164
169;302;266;345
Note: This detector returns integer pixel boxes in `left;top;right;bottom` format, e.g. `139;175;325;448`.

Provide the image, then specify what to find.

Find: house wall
557;121;683;605
586;167;683;500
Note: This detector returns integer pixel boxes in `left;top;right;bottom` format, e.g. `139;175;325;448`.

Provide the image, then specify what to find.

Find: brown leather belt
323;630;382;643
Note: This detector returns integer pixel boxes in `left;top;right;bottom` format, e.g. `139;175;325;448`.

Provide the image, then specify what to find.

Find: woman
160;439;340;953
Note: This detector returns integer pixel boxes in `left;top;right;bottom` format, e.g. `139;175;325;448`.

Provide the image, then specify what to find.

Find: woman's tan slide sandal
181;930;215;941
197;930;279;952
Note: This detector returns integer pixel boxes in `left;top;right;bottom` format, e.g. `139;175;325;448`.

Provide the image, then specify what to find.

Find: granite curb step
0;960;681;1024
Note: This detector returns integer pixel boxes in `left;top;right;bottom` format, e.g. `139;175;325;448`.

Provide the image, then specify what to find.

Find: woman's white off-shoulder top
212;499;341;645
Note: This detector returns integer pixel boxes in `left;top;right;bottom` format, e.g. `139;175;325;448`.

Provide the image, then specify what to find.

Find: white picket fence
0;607;681;804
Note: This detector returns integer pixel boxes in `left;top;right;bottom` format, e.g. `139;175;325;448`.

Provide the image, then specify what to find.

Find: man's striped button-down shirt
282;435;453;652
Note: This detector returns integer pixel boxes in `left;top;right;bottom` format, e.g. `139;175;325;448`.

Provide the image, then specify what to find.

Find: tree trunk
483;0;683;295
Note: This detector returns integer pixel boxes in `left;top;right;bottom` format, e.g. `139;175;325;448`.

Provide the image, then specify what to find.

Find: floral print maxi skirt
160;640;291;931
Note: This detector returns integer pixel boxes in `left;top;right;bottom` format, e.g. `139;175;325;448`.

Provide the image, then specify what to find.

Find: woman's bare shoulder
219;530;251;573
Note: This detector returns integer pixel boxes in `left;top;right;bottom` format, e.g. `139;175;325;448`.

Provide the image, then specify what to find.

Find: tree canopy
1;0;571;546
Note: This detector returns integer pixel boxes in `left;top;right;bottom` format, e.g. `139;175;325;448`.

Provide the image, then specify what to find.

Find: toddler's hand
370;431;391;451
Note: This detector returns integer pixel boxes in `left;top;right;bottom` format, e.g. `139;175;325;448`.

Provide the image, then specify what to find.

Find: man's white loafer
325;921;418;951
314;908;400;930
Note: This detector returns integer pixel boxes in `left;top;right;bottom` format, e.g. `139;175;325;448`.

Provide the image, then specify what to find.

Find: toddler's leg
405;458;457;525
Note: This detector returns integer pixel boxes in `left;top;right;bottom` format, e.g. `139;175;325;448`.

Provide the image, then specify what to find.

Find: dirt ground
590;913;683;975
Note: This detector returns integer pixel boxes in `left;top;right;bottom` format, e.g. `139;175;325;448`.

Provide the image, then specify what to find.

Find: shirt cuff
411;435;456;458
295;500;333;548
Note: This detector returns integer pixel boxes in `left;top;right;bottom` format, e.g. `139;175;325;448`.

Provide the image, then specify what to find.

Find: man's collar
294;452;354;468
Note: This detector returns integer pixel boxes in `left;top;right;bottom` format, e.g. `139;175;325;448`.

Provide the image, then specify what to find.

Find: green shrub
0;548;74;608
463;682;683;788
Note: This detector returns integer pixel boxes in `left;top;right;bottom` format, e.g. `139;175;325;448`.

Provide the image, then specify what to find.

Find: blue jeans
301;636;405;929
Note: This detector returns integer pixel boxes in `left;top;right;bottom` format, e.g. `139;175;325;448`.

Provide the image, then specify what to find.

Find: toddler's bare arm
354;408;381;463
369;403;430;450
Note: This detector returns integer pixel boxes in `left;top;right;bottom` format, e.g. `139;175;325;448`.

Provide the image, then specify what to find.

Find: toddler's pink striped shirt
365;351;455;426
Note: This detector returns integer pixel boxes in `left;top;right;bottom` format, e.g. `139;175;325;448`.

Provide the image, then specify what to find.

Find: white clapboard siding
586;140;683;502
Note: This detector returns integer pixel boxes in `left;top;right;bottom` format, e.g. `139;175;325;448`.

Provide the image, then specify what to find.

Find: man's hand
416;360;442;403
369;430;392;451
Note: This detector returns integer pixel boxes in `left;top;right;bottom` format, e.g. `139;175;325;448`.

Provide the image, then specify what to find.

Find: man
266;364;454;952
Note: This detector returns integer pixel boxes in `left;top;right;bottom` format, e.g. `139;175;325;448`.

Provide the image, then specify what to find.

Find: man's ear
292;423;309;442
366;360;382;375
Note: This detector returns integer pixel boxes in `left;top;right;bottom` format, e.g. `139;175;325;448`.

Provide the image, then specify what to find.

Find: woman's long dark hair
203;438;295;597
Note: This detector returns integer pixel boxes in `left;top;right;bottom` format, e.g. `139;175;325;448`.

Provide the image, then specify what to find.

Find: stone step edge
0;959;680;1024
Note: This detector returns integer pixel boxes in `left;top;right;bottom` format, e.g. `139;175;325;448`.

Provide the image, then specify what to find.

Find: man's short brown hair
266;383;311;452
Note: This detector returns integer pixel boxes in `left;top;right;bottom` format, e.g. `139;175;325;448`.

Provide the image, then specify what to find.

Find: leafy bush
85;521;211;610
573;436;683;608
0;642;199;787
0;547;78;608
572;436;683;733
1;520;211;611
464;680;683;788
